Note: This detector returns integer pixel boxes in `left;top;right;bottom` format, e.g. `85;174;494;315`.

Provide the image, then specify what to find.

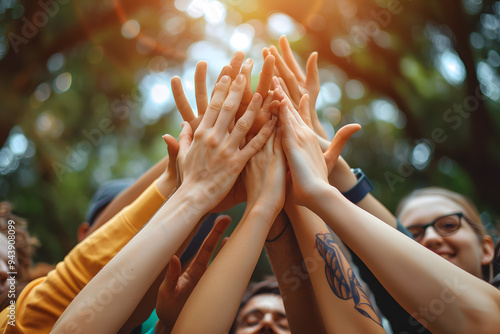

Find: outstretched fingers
178;122;194;161
194;61;208;116
229;51;245;80
279;101;299;147
228;93;263;147
164;255;182;296
163;134;180;174
279;35;306;83
199;75;232;128
240;58;255;106
188;215;231;280
324;124;362;173
255;55;275;99
172;76;195;123
213;75;246;133
269;45;301;103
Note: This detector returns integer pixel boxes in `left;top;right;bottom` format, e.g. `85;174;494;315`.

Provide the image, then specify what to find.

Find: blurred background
0;0;499;268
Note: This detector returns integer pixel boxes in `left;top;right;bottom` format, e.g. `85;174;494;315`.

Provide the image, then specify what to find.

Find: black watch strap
341;168;373;204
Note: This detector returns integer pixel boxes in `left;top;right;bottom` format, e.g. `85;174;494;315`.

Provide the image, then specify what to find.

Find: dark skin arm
265;210;327;334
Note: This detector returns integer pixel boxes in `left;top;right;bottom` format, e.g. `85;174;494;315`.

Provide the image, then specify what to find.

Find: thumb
324;124;361;173
162;255;182;297
178;122;193;156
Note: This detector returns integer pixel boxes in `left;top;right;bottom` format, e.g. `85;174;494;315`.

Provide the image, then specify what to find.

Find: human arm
172;122;285;334
264;211;328;334
275;98;383;333
51;74;276;334
154;215;230;334
279;100;500;334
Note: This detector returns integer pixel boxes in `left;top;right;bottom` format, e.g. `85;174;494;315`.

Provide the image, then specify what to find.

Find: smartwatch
341;168;373;204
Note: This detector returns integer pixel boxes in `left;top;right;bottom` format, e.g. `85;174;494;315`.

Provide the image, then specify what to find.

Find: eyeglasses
406;212;468;242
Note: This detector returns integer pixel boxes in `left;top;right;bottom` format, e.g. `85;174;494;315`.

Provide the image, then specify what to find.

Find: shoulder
491;273;500;290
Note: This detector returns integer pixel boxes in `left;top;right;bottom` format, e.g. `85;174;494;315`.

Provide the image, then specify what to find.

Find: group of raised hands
48;36;500;334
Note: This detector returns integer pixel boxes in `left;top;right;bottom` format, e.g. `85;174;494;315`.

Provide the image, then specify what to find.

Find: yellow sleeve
0;181;166;334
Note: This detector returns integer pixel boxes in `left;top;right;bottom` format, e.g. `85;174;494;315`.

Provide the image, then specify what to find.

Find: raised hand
156;134;180;199
265;35;327;139
155;215;231;333
172;52;276;136
279;95;360;206
176;74;276;213
242;123;286;215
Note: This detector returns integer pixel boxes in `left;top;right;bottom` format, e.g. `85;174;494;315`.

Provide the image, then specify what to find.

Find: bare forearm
265;212;327;334
285;204;384;334
173;204;279;334
53;185;208;334
329;156;397;229
308;185;500;333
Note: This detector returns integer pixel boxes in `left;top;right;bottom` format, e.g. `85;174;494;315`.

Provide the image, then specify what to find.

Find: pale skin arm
264;211;328;334
172;124;286;334
276;97;383;333
268;36;397;229
51;74;276;334
279;100;500;334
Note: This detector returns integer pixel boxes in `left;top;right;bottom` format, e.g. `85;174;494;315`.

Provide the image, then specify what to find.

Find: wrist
307;183;339;213
340;168;373;204
174;183;212;217
157;173;177;199
247;201;282;224
328;157;357;192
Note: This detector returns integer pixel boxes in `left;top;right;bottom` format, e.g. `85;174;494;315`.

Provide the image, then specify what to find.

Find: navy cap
85;179;135;226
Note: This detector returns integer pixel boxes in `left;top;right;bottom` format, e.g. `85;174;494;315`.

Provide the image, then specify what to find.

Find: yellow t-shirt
0;181;166;333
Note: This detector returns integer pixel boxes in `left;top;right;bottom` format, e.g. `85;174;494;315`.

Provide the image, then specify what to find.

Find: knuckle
209;99;223;111
221;100;236;113
205;134;219;148
193;129;205;140
235;118;250;132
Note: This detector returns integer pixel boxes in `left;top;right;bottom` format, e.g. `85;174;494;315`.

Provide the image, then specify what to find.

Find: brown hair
0;202;38;305
396;187;493;280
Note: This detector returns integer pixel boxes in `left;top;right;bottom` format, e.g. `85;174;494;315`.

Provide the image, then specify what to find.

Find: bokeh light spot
47;53;65;72
121;20;140;39
151;84;170;104
54;72;72;93
230;24;254;51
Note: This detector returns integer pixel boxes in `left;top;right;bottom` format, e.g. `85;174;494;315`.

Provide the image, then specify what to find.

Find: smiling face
234;293;290;334
399;195;494;278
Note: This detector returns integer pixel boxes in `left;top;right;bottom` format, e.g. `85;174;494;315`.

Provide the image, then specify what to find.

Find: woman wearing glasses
397;187;496;283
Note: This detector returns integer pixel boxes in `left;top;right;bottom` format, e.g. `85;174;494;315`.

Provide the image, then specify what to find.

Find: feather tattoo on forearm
316;232;382;326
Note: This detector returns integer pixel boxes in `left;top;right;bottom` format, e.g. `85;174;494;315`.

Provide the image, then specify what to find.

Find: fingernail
245;58;253;65
180;122;186;129
252;93;262;103
220;75;229;83
236;74;244;83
